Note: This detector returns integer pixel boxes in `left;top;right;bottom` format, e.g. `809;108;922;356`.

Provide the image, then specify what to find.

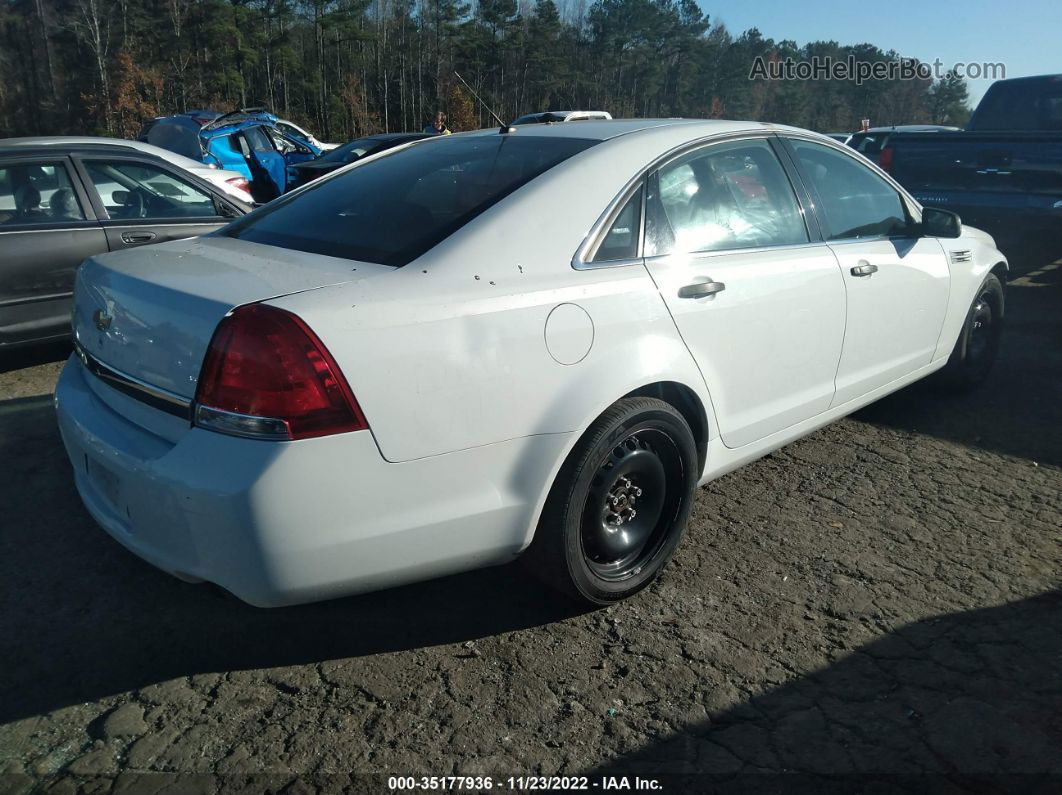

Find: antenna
453;71;511;132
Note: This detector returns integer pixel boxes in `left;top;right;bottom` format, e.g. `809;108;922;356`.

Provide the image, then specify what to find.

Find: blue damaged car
139;108;321;202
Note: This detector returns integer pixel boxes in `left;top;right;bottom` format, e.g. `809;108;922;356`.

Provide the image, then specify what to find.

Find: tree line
0;0;971;141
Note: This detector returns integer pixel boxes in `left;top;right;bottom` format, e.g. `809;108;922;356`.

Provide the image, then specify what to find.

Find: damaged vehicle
140;108;321;202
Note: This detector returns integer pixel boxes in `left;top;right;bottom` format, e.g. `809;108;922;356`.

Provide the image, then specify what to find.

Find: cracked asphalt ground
1;246;1059;794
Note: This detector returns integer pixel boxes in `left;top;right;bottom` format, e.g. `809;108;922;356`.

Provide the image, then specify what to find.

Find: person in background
424;111;452;136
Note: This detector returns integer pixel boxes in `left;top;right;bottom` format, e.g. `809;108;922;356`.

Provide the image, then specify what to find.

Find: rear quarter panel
269;129;719;464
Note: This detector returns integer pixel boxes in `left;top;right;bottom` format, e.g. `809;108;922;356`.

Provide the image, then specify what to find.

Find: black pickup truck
881;74;1062;256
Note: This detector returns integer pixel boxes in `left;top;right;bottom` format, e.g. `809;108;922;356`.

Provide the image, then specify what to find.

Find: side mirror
215;199;242;218
921;207;962;238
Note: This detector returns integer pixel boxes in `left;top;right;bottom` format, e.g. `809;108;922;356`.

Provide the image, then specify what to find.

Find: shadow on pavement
0;340;70;375
0;396;587;724
853;246;1062;467
589;589;1062;789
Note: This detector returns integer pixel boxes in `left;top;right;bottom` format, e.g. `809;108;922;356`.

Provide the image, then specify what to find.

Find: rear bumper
55;356;570;606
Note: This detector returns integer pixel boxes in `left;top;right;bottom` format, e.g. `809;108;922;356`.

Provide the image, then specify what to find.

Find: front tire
524;397;698;605
938;273;1004;390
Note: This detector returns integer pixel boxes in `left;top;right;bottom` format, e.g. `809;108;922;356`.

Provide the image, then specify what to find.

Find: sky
700;0;1062;106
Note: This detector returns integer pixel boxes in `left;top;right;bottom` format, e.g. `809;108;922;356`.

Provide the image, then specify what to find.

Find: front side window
265;127;309;155
591;185;643;263
788;139;909;240
0;162;84;226
276;122;300;139
84;161;219;220
227;135;598;266
645;138;808;256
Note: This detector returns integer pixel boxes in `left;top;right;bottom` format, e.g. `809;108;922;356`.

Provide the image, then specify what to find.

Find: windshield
226;134;597;266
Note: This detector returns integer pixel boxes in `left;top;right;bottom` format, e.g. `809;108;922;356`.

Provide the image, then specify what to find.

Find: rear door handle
121;231;157;244
678;280;726;299
850;262;878;277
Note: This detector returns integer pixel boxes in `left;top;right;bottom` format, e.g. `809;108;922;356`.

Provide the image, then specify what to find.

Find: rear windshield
846;133;886;155
320;138;379;164
970;80;1062;131
225;134;597;266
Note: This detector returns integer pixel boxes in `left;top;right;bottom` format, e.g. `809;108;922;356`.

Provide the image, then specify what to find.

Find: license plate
87;456;121;508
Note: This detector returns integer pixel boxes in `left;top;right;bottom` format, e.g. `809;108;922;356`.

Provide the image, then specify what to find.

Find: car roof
985;73;1062;87
0;136;213;169
468;118;780;141
855;125;960;133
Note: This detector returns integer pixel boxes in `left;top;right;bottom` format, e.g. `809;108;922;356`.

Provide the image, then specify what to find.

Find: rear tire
524;397;698;605
938;273;1004;391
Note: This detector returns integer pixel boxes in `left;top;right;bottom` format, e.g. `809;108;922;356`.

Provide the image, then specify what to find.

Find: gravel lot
1;249;1059;793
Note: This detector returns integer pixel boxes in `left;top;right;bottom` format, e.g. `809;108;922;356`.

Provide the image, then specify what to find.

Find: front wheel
938;273;1004;390
524;397;698;605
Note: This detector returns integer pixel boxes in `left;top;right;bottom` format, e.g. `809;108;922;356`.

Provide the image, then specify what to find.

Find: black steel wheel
581;429;685;581
524;396;698;605
939;272;1004;390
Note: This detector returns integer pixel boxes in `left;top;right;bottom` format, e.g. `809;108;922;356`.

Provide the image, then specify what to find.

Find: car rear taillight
194;304;367;441
225;177;253;199
878;146;894;173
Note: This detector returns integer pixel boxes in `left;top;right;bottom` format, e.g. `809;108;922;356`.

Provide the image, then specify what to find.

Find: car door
640;137;847;449
781;137;950;407
263;127;318;191
0;156;105;346
240;126;287;200
74;155;240;252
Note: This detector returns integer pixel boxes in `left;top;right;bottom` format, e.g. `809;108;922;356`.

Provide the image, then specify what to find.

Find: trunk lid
73;235;387;402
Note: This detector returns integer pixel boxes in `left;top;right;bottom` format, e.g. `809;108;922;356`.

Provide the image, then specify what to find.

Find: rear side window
592;186;643;262
645;138;808;256
227;135;597;266
0;162;84;226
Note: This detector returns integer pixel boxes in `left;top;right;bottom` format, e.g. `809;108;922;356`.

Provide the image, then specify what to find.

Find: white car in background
1;136;255;204
512;110;613;125
276;119;338;151
56;120;1006;608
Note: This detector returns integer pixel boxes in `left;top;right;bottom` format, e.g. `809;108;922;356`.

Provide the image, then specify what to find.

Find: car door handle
121;231;157;244
850;262;878;277
678;280;726;299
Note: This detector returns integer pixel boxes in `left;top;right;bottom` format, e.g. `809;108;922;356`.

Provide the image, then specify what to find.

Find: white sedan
55;120;1006;607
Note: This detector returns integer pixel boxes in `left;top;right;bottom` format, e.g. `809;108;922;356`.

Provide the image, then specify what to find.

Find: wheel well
990;262;1007;316
624;381;709;474
991;261;1007;283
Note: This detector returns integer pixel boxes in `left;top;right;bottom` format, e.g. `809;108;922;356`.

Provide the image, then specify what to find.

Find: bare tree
66;0;116;131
